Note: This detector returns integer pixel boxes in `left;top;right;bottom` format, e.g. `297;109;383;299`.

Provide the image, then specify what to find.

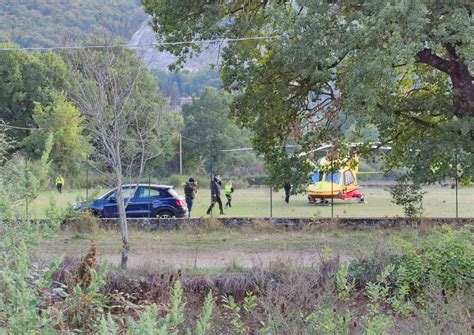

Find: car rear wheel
156;210;175;219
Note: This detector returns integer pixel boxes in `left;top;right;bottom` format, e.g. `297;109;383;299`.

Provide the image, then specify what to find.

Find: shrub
244;175;268;186
395;227;473;292
69;211;101;233
351;226;473;322
388;180;425;219
0;224;60;333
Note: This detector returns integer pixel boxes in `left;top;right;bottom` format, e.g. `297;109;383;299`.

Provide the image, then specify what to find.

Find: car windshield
325;172;341;184
311;172;322;183
102;186;136;200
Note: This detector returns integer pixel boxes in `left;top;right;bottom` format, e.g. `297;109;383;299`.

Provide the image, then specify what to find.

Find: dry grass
37;226;420;273
42;225;472;334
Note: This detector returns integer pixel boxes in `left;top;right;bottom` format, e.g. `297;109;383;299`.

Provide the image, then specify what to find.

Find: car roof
122;184;173;188
97;184;174;199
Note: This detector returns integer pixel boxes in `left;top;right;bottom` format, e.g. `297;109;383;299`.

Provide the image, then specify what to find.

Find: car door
128;186;163;217
102;186;137;217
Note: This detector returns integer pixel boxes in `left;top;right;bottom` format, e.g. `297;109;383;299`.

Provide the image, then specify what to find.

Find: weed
250;219;277;233
224;260;246;273
305;308;352;335
193;291;214;335
336;262;355;300
67;211;100;233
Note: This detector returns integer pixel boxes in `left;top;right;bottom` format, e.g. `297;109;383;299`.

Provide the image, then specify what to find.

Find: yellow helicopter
304;143;390;205
307;152;365;204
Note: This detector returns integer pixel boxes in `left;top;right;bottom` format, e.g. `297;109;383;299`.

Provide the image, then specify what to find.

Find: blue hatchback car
86;184;188;218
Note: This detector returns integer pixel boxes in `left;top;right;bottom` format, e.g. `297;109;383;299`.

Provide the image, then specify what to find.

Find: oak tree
143;0;473;185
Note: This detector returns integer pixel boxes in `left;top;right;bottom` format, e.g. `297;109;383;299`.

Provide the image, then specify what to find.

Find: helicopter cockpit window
325;172;341;184
344;171;355;185
311;172;322;183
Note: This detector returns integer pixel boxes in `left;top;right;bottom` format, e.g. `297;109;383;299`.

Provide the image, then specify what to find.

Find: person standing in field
206;174;224;215
225;180;234;208
283;180;291;203
55;175;65;193
183;177;197;218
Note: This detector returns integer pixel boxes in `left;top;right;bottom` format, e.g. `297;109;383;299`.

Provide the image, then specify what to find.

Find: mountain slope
0;0;146;47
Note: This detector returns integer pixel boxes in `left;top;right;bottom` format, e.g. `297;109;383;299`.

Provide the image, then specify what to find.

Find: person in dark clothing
206;174;224;215
283;180;292;203
183;177;197;217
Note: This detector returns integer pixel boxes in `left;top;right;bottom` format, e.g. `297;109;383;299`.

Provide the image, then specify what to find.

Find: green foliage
389;180;426;219
181;88;258;174
362;266;395;334
0;123;12;165
23;92;92;175
362;227;473;317
305;308;352;335
0;134;52;219
394;227;473;293
64;45;169;178
152;68;221;106
0;223;472;333
361;314;394;335
336;262;355;300
128;304;161;334
143;0;474;186
0;125;14;217
389;265;415;317
60;265;110;332
128;281;186;334
0;0;145;48
96;313;118;334
190;291;214;335
0;49;70;145
0;223;60;333
45;193;66;229
222;294;247;334
366;266;394;311
70;211;101;234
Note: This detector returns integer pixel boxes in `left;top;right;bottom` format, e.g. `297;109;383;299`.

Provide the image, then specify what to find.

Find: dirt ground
101;250;331;269
37;227;415;271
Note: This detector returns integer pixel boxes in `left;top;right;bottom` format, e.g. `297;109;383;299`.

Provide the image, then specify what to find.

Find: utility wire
0;35;281;52
0;124;43;130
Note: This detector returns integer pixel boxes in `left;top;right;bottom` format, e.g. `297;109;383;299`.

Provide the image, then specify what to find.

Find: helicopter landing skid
316;200;331;206
308;197;331;206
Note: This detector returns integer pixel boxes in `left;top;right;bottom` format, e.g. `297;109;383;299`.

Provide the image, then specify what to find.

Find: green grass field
30;185;473;219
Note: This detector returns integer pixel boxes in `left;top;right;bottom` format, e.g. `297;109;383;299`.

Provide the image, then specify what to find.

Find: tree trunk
115;176;129;269
449;60;474;118
417;47;474;118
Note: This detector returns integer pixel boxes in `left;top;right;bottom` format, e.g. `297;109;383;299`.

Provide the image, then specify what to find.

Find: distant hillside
0;0;146;47
130;18;220;72
0;0;222;72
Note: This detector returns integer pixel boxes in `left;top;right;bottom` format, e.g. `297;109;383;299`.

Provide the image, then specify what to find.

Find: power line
0;35;281;52
0;124;43;130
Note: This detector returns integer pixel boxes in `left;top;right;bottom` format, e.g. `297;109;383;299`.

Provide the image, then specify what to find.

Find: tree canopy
23;92;92;175
181;88;257;175
143;0;473;185
0;0;145;47
0;48;70;144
